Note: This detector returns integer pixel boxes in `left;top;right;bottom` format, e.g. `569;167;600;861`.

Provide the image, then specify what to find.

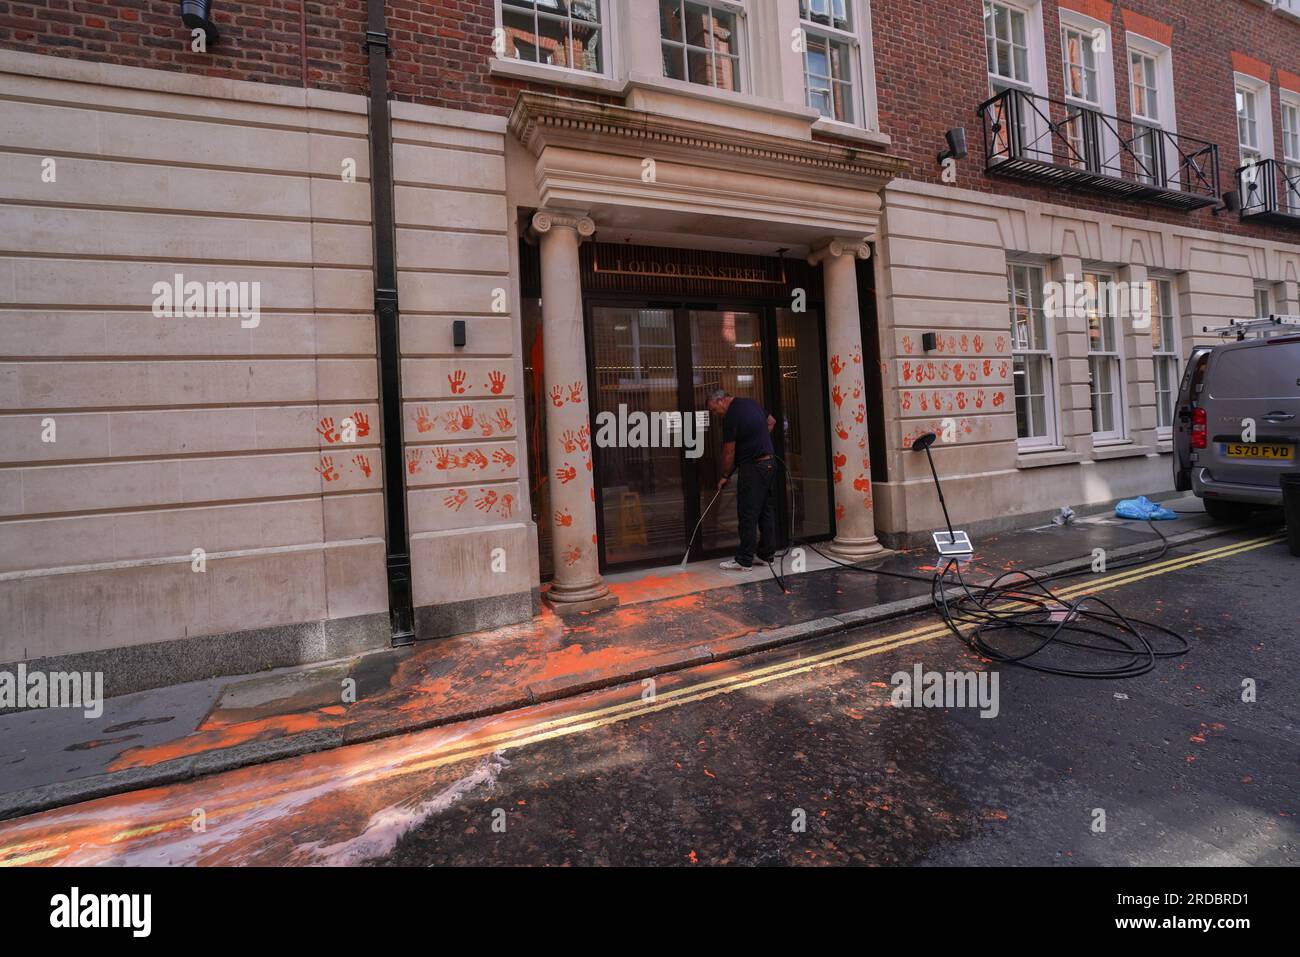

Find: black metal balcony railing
1237;158;1300;227
977;87;1221;211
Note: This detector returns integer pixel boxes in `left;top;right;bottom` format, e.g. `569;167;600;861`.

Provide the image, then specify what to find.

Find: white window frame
1125;33;1178;188
1084;270;1127;444
1008;260;1059;450
496;0;614;78
1254;282;1274;320
798;0;862;126
658;0;750;94
1060;10;1119;177
1235;72;1274;174
983;0;1050;162
1281;92;1300;214
1149;276;1179;436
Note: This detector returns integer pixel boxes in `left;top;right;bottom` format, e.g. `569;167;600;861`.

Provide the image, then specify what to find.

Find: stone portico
506;93;905;606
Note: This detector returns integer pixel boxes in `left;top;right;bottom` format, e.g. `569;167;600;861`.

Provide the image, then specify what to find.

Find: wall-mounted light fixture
180;0;220;45
937;128;968;165
1213;190;1240;217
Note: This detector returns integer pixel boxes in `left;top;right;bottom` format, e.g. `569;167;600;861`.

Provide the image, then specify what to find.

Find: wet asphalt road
0;525;1294;867
376;528;1298;866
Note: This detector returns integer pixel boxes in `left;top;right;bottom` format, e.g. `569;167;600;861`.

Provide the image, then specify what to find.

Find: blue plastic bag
1114;496;1177;521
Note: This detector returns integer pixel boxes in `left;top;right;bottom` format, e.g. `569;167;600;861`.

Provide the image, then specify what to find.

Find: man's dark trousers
735;459;776;567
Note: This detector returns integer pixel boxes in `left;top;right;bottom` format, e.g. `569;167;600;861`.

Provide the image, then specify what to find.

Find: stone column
531;210;616;613
809;237;884;560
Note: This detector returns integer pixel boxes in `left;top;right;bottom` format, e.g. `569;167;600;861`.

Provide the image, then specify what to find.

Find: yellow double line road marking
391;531;1284;777
0;531;1281;864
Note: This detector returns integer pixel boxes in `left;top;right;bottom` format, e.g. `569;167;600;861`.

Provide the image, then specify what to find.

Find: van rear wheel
1203;498;1254;522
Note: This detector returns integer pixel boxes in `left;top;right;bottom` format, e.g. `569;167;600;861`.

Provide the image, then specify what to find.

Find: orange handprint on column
448;370;468;394
561;429;578;453
433;448;453;470
835;421;849;440
462;450;489;471
567;381;584;404
444;489;468;511
474;490;498;511
993;392;1005;407
576;423;590;451
492;449;515;468
456;406;474;431
352;454;372;478
550;385;565;407
415;407;434;434
556;463;577;484
351;411;370;438
831;385;845;409
486;370;506;395
830;355;845;376
563;544;582;566
495;408;513;432
317;417;338;444
852;404;865;424
973;335;984;353
407;450;423;475
555;509;573;527
851;346;862;365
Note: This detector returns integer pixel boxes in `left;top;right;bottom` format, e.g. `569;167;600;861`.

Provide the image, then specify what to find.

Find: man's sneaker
719;559;752;571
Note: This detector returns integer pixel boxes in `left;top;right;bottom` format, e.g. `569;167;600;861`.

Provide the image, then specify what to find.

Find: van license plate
1222;443;1294;460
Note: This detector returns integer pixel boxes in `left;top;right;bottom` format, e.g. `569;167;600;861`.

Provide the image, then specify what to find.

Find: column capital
807;236;871;266
530;209;596;240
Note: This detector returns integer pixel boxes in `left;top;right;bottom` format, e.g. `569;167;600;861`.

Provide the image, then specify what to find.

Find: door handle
1263;411;1295;422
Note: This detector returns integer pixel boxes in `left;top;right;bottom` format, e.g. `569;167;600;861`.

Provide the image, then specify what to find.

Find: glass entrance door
589;306;686;566
587;301;833;571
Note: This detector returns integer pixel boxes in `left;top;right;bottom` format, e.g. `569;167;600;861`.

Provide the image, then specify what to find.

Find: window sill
1092;442;1152;461
1016;447;1084;469
489;57;629;96
811;117;891;148
625;72;821;124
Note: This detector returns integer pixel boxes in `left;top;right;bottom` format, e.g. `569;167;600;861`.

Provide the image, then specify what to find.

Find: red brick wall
4;1;1298;244
863;0;1300;242
0;1;368;93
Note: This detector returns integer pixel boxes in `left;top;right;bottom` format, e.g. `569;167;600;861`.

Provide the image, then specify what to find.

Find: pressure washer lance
680;481;729;568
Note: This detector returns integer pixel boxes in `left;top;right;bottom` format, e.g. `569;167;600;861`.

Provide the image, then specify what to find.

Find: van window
1210;343;1300;400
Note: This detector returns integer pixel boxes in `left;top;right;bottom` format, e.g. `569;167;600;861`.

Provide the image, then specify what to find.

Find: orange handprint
455;406;474;431
853;474;871;493
550;385;564;407
556;464;577;484
475;490;498;511
352;454;371;478
831;384;845;408
462;449;489;470
317;417;338;444
567;381;583;404
316;456;339;482
555;509;573;527
563;544;582;566
448;370;468;394
492;449;516;468
486;370;506;395
444;489;468;511
433;448;454;470
830;355;845;376
415;407;434;434
561;429;579;453
497;494;514;517
993;391;1005;407
852;404;865;424
576;423;590;451
835;421;849;440
495;408;513;432
407;450;423;475
351;411;370;438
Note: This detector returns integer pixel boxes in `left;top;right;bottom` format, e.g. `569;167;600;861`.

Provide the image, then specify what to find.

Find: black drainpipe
364;0;415;644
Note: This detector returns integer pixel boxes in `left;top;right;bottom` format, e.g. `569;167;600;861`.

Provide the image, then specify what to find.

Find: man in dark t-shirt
706;389;777;571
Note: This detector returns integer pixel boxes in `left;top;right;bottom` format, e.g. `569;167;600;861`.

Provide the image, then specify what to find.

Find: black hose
763;454;1190;679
